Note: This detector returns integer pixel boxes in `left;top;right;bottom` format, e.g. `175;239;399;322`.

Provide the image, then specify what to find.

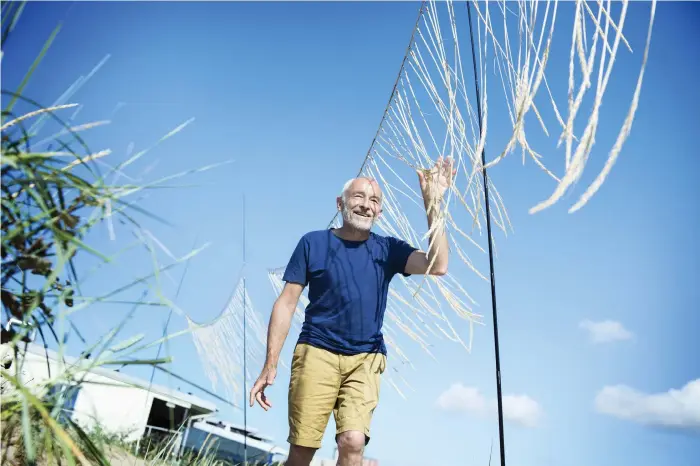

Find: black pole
466;3;506;466
242;194;248;466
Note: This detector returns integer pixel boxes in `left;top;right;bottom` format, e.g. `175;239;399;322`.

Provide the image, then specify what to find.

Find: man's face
338;178;382;232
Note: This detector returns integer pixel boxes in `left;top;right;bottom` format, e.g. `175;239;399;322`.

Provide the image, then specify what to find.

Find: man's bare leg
285;445;317;466
336;431;365;466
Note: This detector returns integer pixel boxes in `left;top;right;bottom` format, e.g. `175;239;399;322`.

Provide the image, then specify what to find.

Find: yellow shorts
287;343;387;449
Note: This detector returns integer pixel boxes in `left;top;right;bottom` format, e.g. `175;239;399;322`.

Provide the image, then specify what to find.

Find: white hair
340;178;355;201
339;177;382;202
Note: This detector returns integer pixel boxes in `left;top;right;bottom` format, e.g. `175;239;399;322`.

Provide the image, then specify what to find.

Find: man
250;157;455;466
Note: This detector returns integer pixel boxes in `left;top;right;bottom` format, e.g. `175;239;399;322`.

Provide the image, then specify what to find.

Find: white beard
341;204;374;232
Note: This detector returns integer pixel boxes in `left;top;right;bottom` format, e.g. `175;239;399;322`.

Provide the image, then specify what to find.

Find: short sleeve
282;235;309;286
387;236;418;277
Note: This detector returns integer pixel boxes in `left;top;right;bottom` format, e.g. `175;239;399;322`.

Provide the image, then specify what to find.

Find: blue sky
3;2;699;466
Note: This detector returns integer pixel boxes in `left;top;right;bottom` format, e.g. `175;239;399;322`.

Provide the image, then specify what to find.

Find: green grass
1;2;230;464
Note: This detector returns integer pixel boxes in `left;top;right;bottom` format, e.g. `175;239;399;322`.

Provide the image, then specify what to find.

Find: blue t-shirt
282;229;417;356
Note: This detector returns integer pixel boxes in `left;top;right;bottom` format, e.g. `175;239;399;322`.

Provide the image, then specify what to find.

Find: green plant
1;2;225;464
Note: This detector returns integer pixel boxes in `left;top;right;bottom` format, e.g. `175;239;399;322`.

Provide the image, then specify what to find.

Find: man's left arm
404;156;454;276
404;202;448;275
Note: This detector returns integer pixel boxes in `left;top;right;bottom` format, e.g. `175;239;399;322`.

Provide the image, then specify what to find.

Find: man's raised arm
405;156;455;276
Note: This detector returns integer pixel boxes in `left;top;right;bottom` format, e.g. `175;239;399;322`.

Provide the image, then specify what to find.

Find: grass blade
4;23;62;114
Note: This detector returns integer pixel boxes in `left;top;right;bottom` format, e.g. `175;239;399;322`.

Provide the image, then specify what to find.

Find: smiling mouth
353;211;372;219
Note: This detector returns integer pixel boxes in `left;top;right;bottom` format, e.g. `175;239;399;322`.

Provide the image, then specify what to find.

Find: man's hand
249;365;276;411
418;156;456;204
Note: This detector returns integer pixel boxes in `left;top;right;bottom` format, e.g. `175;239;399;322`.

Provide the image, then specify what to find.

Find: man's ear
336;196;343;211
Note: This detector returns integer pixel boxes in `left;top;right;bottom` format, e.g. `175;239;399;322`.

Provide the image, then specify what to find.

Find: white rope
265;0;656;398
187;278;268;402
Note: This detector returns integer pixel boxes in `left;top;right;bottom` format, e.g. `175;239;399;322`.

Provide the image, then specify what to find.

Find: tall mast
467;3;507;466
242;193;248;466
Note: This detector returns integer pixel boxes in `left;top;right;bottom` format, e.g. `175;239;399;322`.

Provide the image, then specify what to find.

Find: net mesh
186;0;656;400
187;278;267;404
266;0;657;398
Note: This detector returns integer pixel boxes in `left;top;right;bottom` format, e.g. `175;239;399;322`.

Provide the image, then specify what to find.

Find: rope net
268;0;657;397
187;278;267;404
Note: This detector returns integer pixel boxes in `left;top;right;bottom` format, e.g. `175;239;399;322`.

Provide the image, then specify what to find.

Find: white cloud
595;378;700;429
502;394;544;428
579;319;633;343
436;383;543;428
435;383;487;413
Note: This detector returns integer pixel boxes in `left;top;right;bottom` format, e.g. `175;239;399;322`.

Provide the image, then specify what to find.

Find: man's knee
285;445;317;466
336;430;366;454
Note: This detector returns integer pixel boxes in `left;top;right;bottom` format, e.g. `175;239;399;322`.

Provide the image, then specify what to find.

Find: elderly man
250;157;454;466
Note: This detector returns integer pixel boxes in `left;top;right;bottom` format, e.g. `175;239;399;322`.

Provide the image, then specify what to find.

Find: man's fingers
255;390;272;411
249;380;262;407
